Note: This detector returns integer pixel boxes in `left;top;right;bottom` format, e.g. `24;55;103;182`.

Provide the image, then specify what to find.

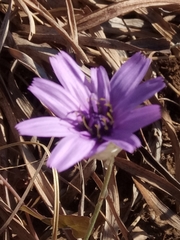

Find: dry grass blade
134;178;180;231
0;199;35;240
77;0;179;31
78;162;85;217
0;141;49;234
92;172;129;240
14;0;35;40
52;169;59;240
20;205;90;239
0;87;19;142
22;0;88;62
140;147;180;189
66;0;78;43
61;160;96;207
162;110;180;183
85;3;121;71
102;163;120;239
12;32;58;68
150;96;180;188
84;158;116;240
7;47;47;77
7;69;34;119
115;157;180;202
136;7;180;43
79;35;142;51
0;0;12;52
90;28;121;71
21;141;54;211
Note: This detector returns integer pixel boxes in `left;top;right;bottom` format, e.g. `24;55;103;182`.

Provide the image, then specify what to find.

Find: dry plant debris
1;0;180;239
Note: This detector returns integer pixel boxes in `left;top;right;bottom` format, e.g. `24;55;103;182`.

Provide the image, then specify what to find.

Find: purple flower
15;51;165;172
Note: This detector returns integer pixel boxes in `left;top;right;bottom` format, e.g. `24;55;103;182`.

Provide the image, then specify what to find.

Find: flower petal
91;67;110;101
50;52;90;109
90;68;98;93
115;105;161;133
29;78;81;119
111;135;141;153
113;77;165;114
104;134;141;153
97;66;110;100
110;53;151;105
15;117;74;137
47;134;96;172
50;51;85;84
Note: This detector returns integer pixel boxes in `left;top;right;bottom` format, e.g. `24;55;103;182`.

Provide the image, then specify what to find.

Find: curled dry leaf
7;47;48;78
21;205;90;239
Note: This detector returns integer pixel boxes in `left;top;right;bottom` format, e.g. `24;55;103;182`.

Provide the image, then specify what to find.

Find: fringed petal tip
110;52;152;106
15;122;22;134
49;51;85;85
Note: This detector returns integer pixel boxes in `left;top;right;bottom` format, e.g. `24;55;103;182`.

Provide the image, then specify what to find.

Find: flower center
81;98;114;139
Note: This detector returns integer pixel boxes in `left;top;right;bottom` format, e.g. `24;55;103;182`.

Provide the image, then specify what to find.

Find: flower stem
84;157;114;240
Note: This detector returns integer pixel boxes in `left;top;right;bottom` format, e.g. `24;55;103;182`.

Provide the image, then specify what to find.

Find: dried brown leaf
115;156;180;202
162;110;180;183
79;34;142;51
21;205;90;238
0;87;19;142
7;47;48;77
7;71;33;119
134;178;180;231
77;1;179;31
61;160;96;207
20;144;54;211
103;164;120;239
0;199;35;240
22;0;89;62
0;0;12;52
136;7;180;43
14;0;35;40
92;172;129;240
66;0;78;43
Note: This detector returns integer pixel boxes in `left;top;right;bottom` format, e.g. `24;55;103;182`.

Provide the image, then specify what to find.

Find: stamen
106;112;114;125
94;124;101;138
104;103;113;113
102;118;109;130
82;116;92;132
100;98;106;101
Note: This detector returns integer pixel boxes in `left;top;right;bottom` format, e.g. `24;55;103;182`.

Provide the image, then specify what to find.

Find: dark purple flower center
80;98;114;139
